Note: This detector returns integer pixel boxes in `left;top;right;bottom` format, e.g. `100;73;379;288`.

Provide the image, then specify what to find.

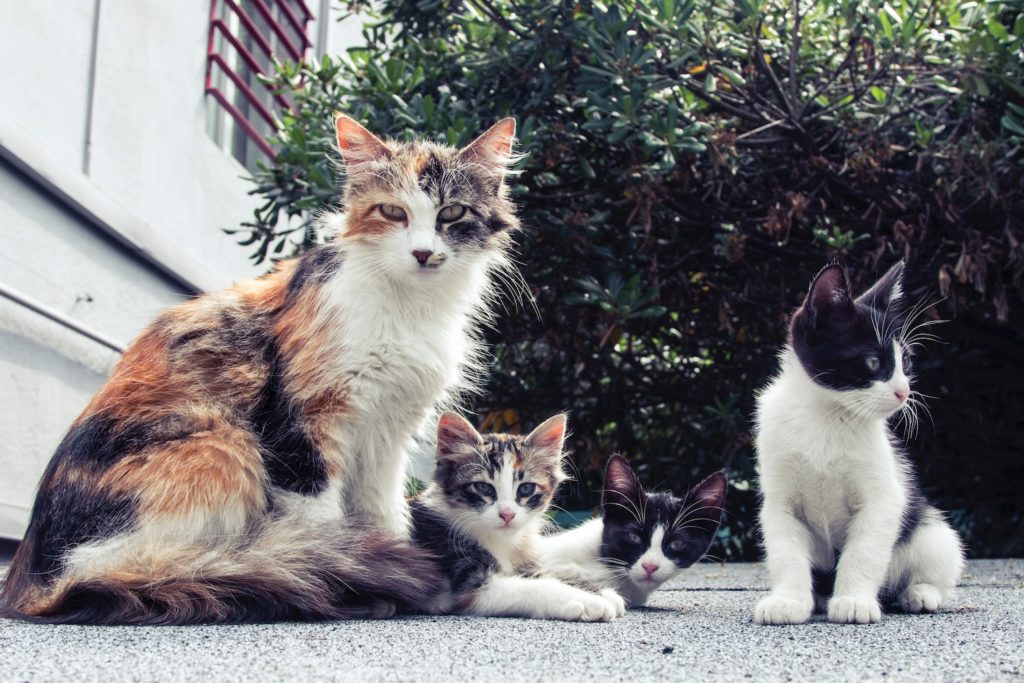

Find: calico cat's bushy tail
1;520;441;625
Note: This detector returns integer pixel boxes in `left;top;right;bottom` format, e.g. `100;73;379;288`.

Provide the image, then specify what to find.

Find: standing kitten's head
332;115;519;279
790;261;913;418
601;455;727;592
431;412;568;535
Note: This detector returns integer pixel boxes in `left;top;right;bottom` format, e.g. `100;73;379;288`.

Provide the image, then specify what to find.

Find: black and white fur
754;261;964;625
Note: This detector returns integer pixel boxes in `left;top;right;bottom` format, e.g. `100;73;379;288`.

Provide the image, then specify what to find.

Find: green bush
235;0;1024;559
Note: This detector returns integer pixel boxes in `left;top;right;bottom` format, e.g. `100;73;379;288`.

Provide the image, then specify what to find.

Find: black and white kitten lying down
754;261;964;625
537;455;728;607
411;412;625;621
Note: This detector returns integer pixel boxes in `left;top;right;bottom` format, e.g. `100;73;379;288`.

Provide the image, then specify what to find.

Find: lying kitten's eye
668;539;686;552
627;532;643;545
902;348;913;370
865;354;881;372
438;204;466;222
379;204;408;221
470;482;496;498
517;483;536;497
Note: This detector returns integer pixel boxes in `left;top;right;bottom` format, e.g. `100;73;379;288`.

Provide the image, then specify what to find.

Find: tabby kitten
538;455;727;607
754;261;964;625
412;412;625;621
1;116;522;624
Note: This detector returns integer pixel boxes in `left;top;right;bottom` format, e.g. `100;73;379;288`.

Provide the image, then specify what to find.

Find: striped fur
1;117;521;624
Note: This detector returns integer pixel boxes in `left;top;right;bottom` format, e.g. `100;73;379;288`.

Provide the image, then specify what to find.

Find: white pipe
0;281;125;353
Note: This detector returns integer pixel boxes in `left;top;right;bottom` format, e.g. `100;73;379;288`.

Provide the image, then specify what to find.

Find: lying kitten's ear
334;113;393;165
457;118;516;173
602;455;643;516
686;471;728;534
804;262;854;325
436;412;482;462
855;260;905;311
523;413;568;466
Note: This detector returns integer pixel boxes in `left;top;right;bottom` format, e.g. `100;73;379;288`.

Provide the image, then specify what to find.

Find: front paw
828;595;881;624
898;584;942;613
600;588;627;618
754;595;812;625
557;592;619;622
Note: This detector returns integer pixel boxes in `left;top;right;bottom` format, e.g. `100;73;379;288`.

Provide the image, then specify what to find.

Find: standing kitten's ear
457;118;517;173
523;413;568;465
855;260;905;311
804;263;854;324
602;455;644;517
334;113;393;165
436;412;482;462
686;471;728;534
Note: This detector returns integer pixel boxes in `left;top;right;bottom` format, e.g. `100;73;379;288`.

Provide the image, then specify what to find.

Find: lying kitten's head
790;261;913;418
601;456;727;592
332;115;519;279
432;412;568;535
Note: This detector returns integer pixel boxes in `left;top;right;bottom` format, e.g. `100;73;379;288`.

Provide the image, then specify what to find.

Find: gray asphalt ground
1;559;1021;682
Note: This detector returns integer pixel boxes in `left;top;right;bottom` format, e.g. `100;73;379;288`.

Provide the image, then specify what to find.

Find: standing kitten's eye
517;483;536;497
438;204;466;222
668;539;686;552
379;204;408;221
627;532;643;545
865;354;881;372
470;482;496;498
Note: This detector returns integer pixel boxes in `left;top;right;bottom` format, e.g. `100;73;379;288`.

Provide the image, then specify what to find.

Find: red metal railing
205;0;312;161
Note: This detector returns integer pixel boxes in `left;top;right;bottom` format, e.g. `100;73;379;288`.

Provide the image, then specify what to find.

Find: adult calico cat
0;115;521;624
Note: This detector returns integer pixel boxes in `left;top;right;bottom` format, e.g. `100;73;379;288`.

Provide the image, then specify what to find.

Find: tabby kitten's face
790;261;914;419
433;412;568;535
601;456;727;592
334;115;519;280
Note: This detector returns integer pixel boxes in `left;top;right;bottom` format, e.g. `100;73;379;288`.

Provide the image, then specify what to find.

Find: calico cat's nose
412;249;433;266
499;509;516;525
642;562;660;578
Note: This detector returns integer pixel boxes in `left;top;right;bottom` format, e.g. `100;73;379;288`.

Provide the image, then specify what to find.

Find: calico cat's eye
627;532;643;545
438;204;466;222
471;482;496;498
517;483;536;497
668;539;686;552
865;354;881;372
379;204;407;221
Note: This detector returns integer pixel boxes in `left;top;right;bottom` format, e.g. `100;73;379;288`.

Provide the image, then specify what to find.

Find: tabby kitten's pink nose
499;509;516;525
642;562;660;578
412;250;433;265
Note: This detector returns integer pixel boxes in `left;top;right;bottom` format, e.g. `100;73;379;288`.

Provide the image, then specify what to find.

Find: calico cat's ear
457;118;517;172
855;260;905;311
804;263;854;324
523;413;567;466
602;455;643;516
334;113;393;165
688;471;728;531
436;412;482;461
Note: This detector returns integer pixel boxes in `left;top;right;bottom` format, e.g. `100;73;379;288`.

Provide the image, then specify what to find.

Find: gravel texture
1;559;1021;682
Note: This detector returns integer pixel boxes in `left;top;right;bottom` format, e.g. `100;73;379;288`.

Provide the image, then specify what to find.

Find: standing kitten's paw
754;596;812;625
828;595;881;624
600;588;627;618
898;583;943;613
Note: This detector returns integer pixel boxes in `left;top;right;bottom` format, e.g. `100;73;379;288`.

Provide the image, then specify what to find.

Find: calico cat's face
601;456;727;592
333;115;519;279
432;412;567;534
790;261;913;418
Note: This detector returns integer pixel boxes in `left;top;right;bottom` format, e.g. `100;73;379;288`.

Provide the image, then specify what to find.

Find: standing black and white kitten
754;261;964;625
538;455;728;607
411;412;625;621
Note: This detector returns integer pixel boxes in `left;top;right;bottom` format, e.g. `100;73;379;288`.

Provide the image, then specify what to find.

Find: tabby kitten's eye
438;204;466;222
668;539;686;552
379;204;407;221
471;482;496;498
517;483;536;497
627;532;643;545
865;354;881;372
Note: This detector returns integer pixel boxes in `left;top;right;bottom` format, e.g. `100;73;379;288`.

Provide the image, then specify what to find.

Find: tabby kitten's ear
602;455;643;518
458;118;517;173
855;260;905;311
804;262;854;326
436;412;482;463
334;113;393;165
523;414;568;477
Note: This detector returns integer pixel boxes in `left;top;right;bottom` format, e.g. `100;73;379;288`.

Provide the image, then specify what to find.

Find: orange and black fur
1;115;522;624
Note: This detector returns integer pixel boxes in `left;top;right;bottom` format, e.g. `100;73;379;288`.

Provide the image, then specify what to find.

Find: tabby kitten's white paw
600;588;627;618
754;595;812;625
828;595;882;624
898;583;943;613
